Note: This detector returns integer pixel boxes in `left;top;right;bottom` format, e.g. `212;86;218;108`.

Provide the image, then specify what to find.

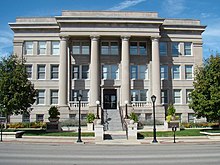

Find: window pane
51;90;58;105
130;66;137;79
139;65;147;79
39;41;46;55
101;42;109;55
111;65;118;79
52;41;59;55
110;42;119;55
184;42;192;56
25;42;33;55
82;42;90;55
131;90;138;101
139;42;147;55
36;114;44;122
160;65;168;79
174;89;181;104
72;42;80;54
82;90;89;101
37;65;45;79
102;65;109;79
130;42;138;55
161;90;168;104
25;65;32;79
51;65;59;79
72;90;79;101
185;65;193;79
72;66;79;79
172;42;179;56
159;42;167;56
172;65;180;79
140;90;147;101
37;90;45;104
186;89;193;103
82;65;89;79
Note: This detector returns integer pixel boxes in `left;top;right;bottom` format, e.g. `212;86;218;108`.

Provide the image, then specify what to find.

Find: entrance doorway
103;89;117;109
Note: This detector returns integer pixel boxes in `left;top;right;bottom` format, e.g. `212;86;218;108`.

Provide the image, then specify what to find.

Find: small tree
166;104;179;122
0;55;36;123
189;55;220;128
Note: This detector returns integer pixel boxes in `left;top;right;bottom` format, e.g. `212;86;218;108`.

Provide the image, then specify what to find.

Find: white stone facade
9;11;205;123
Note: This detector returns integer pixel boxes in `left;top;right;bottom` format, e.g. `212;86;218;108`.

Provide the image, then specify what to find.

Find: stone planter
164;121;180;131
48;117;60;122
87;123;94;131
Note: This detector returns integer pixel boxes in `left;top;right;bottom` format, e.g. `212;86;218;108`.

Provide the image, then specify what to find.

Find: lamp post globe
151;95;158;143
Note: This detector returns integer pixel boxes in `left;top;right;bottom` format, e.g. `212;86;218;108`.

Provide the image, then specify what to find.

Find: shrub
86;113;95;123
60;119;87;127
48;106;60;118
129;112;138;123
167;104;176;116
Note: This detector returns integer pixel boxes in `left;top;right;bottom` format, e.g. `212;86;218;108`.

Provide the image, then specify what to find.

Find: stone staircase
103;109;127;140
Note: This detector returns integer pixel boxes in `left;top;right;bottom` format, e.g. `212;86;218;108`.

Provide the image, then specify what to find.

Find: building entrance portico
103;89;117;109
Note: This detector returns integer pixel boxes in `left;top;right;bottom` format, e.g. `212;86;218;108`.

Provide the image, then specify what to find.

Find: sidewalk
2;135;220;145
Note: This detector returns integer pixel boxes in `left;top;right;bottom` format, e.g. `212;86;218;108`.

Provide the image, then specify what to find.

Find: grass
138;129;204;138
201;129;220;133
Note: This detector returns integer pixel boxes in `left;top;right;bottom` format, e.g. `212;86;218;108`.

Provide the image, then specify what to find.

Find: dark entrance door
103;89;117;109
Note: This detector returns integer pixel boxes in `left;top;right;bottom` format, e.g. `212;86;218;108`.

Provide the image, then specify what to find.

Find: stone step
104;131;127;140
103;109;123;131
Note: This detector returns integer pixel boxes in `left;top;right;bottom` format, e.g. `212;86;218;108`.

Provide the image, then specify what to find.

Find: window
188;113;195;123
130;42;147;56
173;89;181;104
36;114;44;122
185;65;193;80
72;41;90;55
161;90;168;104
102;65;119;79
130;65;148;79
72;65;89;79
37;65;46;79
22;113;30;123
131;90;148;101
184;42;192;56
82;65;89;79
171;42;180;56
24;41;33;55
37;90;45;105
186;89;193;103
69;114;76;119
52;41;60;55
172;65;180;79
25;65;32;79
145;113;152;120
176;113;182;122
72;90;89;101
159;42;167;56
51;90;58;105
38;41;46;55
101;41;119;55
160;65;168;79
51;65;59;79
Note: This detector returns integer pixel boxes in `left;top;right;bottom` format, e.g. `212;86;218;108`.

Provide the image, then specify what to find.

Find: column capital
90;35;100;41
121;35;130;41
59;35;69;41
151;37;160;42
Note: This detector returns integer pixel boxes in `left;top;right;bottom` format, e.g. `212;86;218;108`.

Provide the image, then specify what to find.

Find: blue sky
0;0;219;59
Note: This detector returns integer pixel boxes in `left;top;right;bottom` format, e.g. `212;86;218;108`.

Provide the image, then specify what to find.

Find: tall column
59;36;68;106
89;35;100;107
121;36;130;105
151;37;161;105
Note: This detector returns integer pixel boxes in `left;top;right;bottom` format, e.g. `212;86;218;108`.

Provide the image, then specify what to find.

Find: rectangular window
130;42;147;56
161;90;168;104
72;65;79;79
72;41;90;55
37;65;46;79
82;65;89;79
185;65;193;79
130;65;138;79
145;113;152;120
51;65;59;79
172;65;180;79
38;41;46;55
72;90;89;102
176;113;182;123
51;90;58;105
101;42;119;55
172;42;179;56
160;65;168;79
188;113;195;123
36;114;44;122
69;114;76;119
24;41;33;55
186;89;193;103
102;65;118;79
173;89;181;104
139;65;148;79
159;42;167;56
37;90;45;105
131;90;148;101
52;41;60;55
25;65;32;79
184;42;192;56
22;113;30;123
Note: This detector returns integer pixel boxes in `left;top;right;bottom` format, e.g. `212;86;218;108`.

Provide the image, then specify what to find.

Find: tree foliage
189;55;220;126
0;55;36;122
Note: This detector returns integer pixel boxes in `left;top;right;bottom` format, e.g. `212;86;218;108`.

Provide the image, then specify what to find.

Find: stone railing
69;101;89;108
131;101;152;108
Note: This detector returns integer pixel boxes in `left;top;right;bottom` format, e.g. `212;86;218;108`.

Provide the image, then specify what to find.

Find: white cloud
162;0;186;16
108;0;146;11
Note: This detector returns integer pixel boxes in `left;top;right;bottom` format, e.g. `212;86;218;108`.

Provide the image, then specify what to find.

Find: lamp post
124;100;129;119
96;100;100;119
77;94;82;143
151;95;158;143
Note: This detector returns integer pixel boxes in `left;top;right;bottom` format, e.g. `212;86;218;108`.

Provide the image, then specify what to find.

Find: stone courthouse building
9;11;205;124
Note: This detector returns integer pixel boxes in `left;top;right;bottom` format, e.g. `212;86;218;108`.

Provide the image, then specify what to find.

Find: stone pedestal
127;122;137;140
46;122;61;132
94;120;104;141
